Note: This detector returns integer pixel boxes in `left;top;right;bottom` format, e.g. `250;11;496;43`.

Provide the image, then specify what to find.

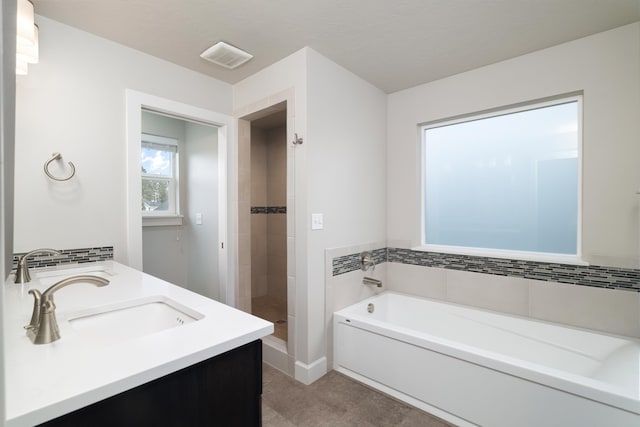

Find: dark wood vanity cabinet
41;339;263;427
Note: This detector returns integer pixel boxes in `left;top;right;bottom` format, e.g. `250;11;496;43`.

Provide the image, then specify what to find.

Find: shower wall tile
267;125;287;206
329;246;640;337
238;201;251;234
251;213;267;236
385;263;446;300
250;128;267;206
238;168;251;203
332;247;387;276
237;119;251;163
445;269;529;317
529;279;640;337
331;267;382;313
237;264;252;314
386;248;640;293
251;212;268;297
238;233;252;268
268;213;286;237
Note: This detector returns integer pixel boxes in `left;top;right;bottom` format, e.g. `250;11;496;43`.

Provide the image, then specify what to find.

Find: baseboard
262;338;292;376
294;356;327;385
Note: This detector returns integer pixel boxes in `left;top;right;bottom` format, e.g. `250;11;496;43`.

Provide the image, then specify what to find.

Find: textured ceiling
33;0;640;93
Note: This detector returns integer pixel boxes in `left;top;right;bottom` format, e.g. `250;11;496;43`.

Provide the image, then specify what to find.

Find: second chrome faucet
14;248;62;284
25;275;110;344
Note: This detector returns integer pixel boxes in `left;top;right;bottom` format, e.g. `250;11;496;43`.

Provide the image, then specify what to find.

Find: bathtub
333;291;640;427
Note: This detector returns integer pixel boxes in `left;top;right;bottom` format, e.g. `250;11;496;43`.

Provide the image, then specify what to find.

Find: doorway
140;110;220;299
249;108;288;342
125;90;234;305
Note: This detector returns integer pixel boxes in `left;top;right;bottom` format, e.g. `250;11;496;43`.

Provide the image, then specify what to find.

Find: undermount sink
35;264;114;286
68;297;203;343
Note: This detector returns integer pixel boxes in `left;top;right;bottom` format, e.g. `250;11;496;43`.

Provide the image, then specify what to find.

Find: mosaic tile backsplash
332;248;388;276
333;247;640;292
12;246;114;270
251;206;287;214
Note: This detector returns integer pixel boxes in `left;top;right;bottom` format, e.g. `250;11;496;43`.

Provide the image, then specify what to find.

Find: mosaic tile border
12;246;114;270
332;248;387;276
251;206;287;214
332;247;640;292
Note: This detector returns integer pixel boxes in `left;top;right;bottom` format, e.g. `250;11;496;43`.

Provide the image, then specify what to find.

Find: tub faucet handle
360;252;376;272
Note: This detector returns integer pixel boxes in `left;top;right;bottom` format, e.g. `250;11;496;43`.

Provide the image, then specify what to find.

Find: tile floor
262;364;454;426
252;295;288;341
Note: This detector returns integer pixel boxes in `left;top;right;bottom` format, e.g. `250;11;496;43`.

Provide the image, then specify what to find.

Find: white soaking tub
333;291;640;427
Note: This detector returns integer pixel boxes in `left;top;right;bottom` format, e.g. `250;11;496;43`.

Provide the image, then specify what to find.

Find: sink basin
68;297;203;342
35;264;114;286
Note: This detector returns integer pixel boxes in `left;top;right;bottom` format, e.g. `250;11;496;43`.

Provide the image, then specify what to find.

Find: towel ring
44;152;76;182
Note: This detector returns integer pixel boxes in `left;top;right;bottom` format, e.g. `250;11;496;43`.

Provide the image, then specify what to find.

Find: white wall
184;121;219;300
387;23;640;269
305;49;387;365
233;48;387;382
13;16;232;264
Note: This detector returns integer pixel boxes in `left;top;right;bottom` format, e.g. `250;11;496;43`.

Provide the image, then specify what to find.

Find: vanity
3;261;273;426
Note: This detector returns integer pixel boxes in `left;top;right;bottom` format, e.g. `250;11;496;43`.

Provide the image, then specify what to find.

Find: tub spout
363;276;382;288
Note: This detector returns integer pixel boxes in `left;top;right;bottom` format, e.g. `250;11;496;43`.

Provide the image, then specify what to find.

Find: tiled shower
249;114;288;342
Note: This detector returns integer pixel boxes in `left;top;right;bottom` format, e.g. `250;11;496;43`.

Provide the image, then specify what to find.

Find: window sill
413;244;588;266
142;215;184;227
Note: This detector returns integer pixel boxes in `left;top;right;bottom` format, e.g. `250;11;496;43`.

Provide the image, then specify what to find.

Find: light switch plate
311;213;324;230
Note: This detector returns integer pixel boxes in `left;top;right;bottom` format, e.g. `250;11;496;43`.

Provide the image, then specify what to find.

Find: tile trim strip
332;247;640;292
251;206;287;214
332;248;387;276
12;246;114;270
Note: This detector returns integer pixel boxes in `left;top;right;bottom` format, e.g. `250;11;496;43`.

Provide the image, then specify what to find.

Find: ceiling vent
200;41;253;69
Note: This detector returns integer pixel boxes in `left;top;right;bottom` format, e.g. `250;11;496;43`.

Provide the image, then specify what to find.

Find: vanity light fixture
200;41;253;69
16;0;39;75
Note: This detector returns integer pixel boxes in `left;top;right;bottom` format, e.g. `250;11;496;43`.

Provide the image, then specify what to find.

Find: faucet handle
24;289;42;340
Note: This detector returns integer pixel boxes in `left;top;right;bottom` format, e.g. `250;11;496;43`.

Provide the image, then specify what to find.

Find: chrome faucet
14;248;62;284
363;276;383;287
361;252;382;287
25;275;110;344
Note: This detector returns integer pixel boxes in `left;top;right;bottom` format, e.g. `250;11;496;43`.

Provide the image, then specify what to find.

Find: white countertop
3;261;273;427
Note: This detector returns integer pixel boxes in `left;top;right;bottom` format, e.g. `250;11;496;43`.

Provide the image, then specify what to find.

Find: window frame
417;94;585;265
141;133;182;225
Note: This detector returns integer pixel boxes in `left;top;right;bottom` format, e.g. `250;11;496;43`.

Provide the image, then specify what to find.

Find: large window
141;133;179;217
422;95;581;262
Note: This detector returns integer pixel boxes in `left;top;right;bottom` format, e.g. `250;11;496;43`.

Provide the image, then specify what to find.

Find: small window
141;134;179;217
421;95;581;262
